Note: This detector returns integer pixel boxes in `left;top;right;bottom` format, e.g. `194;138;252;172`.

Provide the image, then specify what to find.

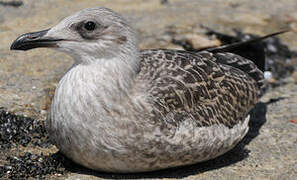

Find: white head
11;7;139;64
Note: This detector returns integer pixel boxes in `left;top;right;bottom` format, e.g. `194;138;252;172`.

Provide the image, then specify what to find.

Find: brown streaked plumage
10;7;286;173
139;50;260;129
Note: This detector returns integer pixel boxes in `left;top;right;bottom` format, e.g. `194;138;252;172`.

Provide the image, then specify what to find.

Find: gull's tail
204;30;289;71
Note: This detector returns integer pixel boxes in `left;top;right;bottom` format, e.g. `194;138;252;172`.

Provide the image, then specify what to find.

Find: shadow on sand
55;98;282;179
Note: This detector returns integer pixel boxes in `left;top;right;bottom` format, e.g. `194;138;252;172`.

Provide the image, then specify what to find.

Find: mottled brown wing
138;49;261;128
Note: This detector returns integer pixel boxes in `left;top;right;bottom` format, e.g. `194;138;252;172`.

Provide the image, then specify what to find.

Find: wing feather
137;49;261;128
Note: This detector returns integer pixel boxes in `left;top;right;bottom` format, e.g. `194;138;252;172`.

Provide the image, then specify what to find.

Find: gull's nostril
28;34;39;39
29;36;37;39
24;29;51;40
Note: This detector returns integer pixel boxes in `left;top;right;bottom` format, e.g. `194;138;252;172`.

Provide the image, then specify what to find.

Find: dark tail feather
200;30;289;72
206;30;289;53
213;52;266;91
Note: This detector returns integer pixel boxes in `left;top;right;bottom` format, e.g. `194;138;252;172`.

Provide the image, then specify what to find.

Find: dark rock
0;0;23;7
160;0;168;5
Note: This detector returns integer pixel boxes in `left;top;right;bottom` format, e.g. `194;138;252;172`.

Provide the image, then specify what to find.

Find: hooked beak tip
10;36;23;50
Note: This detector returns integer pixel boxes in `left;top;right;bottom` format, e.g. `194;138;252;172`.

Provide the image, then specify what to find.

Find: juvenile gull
10;7;281;173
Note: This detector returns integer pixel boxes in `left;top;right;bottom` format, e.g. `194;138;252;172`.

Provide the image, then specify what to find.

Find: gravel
0;109;69;179
0;109;51;149
0;152;67;179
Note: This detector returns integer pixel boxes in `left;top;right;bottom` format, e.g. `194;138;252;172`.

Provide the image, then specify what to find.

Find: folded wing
138;49;261;128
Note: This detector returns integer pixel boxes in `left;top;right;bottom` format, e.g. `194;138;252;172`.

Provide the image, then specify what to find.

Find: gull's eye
84;21;96;31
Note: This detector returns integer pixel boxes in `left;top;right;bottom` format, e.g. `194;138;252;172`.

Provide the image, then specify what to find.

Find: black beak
10;29;62;51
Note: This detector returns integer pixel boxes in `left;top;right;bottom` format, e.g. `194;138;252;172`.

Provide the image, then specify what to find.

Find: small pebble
264;71;273;79
40;110;47;115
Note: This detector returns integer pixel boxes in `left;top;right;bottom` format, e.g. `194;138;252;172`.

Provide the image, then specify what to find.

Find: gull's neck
63;50;140;101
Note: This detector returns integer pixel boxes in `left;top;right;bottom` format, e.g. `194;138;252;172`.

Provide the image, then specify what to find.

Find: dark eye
84;21;96;31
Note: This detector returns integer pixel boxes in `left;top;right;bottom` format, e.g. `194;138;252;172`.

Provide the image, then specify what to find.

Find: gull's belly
47;90;250;172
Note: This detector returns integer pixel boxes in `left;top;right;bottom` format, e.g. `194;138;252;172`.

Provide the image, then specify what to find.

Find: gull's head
11;7;138;63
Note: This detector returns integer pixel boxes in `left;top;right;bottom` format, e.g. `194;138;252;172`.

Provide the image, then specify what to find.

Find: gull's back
138;49;262;128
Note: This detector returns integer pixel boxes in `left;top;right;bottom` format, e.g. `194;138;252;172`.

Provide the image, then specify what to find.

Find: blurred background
0;0;296;179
